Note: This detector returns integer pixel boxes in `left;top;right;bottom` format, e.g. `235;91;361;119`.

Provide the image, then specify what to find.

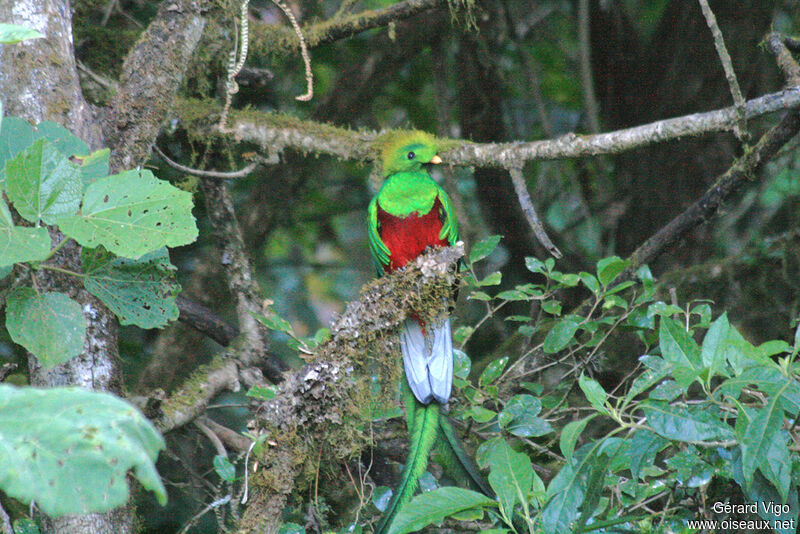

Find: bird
367;131;490;534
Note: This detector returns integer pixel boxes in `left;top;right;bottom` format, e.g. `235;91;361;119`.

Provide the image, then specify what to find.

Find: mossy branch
176;84;800;169
238;244;464;532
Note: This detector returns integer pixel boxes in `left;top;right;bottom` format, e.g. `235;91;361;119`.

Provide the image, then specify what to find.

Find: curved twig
508;166;562;258
153;145;259;179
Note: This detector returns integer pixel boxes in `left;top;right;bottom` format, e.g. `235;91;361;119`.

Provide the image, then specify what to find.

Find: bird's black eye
407;151;415;160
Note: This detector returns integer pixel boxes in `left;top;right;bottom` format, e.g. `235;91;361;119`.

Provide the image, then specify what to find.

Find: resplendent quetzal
368;131;490;534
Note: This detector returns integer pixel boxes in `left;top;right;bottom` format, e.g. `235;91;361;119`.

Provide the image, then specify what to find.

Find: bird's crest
378;130;439;176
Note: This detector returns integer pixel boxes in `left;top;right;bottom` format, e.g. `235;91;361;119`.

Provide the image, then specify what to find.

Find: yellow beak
430;155;442;164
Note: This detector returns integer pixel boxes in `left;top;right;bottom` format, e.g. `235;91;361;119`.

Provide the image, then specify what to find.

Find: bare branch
154;145;259;179
508;167;562;258
176;295;240;347
194;86;800;167
697;0;748;142
626;109;800;272
577;0;600;133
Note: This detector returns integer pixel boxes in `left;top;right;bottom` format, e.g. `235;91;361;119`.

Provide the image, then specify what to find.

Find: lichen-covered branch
239;244;463;532
179;85;800;169
250;0;446;59
102;0;208;170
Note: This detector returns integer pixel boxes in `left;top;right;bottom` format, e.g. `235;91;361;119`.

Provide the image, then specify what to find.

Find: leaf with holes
58;169;198;259
5;139;82;224
0;384;166;516
5;288;85;368
82;247;180;328
0;196;51;266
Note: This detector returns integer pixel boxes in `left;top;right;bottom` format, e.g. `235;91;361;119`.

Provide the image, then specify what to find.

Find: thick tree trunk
0;1;129;532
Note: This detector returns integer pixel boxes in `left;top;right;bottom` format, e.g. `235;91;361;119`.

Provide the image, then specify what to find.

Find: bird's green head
378;130;441;176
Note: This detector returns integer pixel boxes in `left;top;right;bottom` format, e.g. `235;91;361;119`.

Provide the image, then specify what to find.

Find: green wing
436;183;459;246
368;196;391;276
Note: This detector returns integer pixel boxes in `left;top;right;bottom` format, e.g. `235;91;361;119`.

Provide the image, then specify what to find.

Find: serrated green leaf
0;384;165;516
560;414;596;462
0;196;51;266
82;247;179;328
543;316;581;353
58;169;198;259
0;23;44;44
5;139;82;224
596;256;629;286
387;487;495;534
480;356;508;386
488;439;533;520
469;235;501;264
5;288;85;368
213;455;236;482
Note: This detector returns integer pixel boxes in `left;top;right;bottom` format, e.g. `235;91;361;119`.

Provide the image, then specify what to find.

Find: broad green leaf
0;116;36;187
543;316;581;353
58;169;198;259
625;355;672;402
701;313;730;376
757;340;792;358
642;401;734;442
578;272;600;293
453;348;471;379
33;122;90;158
469;235;502;263
453;326;473;345
647;301;683;317
477;271;502;286
82;247;179;328
387;487;495;534
628;430;669;480
560;414;596;462
488;439;533;519
579;373;607;413
5;288;85;368
0;23;44;44
467;290;492;301
495;289;529;301
467;405;496;423
740;390;786;483
5;139;82;224
213;455;236;482
649;380;683;401
759;430;791;503
0;384;166;516
659;317;701;388
75;148;110;187
664;446;712;487
542;299;562;315
0;196;51;266
525;256;547;273
499;394;553;437
479;356;508;386
596;256;629;286
542;441;604;533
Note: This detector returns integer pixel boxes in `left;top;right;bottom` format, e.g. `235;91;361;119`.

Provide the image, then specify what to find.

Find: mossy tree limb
239;244;463;533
